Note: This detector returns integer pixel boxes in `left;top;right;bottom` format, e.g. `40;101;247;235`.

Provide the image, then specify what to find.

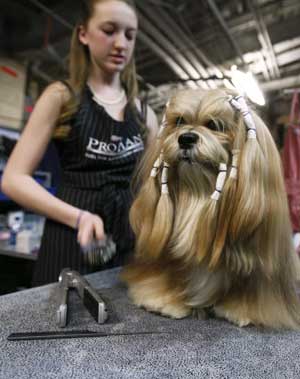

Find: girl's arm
1;82;104;246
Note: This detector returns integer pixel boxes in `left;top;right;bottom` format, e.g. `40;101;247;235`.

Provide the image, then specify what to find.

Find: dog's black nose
178;132;199;149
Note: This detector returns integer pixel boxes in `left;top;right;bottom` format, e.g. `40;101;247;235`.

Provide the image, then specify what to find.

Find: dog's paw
127;278;191;319
214;306;251;327
139;297;190;319
157;303;191;319
129;288;190;319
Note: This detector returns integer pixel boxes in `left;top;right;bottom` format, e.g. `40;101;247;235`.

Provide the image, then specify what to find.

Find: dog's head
131;88;292;273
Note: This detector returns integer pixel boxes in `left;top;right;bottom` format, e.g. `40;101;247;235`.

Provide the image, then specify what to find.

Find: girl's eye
126;32;135;41
102;29;114;35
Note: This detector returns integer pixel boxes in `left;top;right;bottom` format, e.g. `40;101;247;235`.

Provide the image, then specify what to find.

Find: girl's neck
87;67;127;110
88;67;122;92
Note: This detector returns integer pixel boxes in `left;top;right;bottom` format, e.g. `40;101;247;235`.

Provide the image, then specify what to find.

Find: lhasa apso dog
122;89;300;329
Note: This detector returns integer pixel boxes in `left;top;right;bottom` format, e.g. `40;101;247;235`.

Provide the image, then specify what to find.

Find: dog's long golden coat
122;89;300;329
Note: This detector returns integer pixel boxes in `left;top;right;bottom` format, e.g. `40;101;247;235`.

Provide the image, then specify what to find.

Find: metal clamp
56;268;108;327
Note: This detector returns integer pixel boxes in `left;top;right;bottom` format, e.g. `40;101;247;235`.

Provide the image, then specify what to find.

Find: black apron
32;85;145;286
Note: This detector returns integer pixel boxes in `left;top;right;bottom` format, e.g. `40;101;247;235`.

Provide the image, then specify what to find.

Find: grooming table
1;267;300;379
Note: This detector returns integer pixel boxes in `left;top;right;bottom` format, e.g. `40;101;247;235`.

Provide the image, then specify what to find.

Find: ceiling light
230;65;266;106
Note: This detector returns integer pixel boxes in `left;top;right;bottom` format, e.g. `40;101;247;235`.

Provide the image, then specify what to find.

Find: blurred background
0;0;300;293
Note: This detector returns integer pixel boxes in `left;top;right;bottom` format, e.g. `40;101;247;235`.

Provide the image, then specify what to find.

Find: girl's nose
114;33;127;49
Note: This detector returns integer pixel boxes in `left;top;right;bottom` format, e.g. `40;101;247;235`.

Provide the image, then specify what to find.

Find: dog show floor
1;267;300;378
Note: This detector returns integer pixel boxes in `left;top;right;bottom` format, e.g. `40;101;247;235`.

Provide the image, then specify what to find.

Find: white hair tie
211;163;227;201
157;101;170;138
229;149;240;179
161;162;170;194
228;96;257;140
150;151;163;178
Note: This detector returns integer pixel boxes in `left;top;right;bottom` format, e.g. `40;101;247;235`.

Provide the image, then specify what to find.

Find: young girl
1;0;158;285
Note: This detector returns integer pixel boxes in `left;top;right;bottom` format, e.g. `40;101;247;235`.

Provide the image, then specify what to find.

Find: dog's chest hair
185;267;224;307
172;197;206;236
174;195;207;226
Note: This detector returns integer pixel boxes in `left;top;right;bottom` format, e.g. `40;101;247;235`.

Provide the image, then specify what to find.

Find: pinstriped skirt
32;184;134;286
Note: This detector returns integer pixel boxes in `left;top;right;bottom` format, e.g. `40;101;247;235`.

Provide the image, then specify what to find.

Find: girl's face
79;0;138;75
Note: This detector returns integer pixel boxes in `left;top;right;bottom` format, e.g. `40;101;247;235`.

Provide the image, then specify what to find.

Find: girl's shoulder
134;98;159;143
43;80;74;106
134;98;155;121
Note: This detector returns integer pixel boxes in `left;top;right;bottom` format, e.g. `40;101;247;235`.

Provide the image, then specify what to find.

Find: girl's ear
78;25;88;45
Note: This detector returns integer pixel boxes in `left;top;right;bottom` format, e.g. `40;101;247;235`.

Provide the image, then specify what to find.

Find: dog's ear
130;147;174;259
217;112;295;275
209;168;238;268
228;113;268;242
130;175;160;258
222;114;300;328
146;190;174;259
131;181;174;260
209;112;269;269
130;145;162;258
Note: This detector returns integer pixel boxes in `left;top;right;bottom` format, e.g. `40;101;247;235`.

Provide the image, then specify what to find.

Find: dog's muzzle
178;132;199;150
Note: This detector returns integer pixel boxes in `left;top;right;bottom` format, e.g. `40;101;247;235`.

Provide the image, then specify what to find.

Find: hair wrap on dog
229;149;239;179
151;151;163;177
161;162;170;194
228;96;256;139
150;101;169;178
211;163;227;200
157;101;170;138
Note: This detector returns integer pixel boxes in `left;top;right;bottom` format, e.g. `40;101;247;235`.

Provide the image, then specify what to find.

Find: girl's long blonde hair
54;0;143;139
69;0;139;103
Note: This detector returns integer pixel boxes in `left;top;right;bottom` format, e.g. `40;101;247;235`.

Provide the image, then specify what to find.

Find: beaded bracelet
76;210;85;229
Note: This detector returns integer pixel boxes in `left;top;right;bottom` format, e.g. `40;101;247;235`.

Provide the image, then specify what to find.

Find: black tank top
57;85;145;189
32;85;145;285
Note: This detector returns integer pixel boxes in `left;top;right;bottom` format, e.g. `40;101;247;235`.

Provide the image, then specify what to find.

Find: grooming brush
81;235;116;266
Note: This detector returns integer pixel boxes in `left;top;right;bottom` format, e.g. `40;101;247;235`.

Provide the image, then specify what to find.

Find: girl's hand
76;211;105;248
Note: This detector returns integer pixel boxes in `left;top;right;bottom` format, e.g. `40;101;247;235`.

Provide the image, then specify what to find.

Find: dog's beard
165;158;219;263
164;135;227;198
175;158;218;196
157;129;230;262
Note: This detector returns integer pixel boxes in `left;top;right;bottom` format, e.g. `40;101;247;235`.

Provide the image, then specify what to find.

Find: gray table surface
1;267;300;379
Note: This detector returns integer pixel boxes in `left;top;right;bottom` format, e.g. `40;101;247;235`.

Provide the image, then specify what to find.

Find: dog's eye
175;116;185;127
206;120;221;132
206;120;226;133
